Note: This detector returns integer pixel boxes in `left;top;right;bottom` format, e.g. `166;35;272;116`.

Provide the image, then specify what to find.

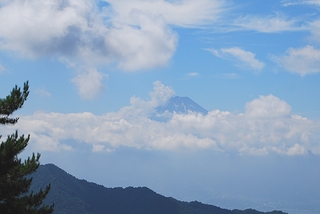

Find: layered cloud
208;47;264;72
3;81;319;155
273;45;320;75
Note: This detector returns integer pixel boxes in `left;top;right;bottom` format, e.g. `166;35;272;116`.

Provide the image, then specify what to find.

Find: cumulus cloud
233;14;304;33
0;0;227;70
118;81;175;118
71;67;107;99
245;95;291;118
208;47;264;72
273;45;320;75
3;81;319;155
0;0;228;98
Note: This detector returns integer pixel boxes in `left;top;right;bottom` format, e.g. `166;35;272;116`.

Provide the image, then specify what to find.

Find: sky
0;0;320;213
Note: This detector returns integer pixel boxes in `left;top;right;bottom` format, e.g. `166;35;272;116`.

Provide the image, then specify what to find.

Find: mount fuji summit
151;96;208;122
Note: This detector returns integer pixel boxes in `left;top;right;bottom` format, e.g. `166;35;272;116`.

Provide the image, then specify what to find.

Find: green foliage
0;82;29;125
0;82;53;214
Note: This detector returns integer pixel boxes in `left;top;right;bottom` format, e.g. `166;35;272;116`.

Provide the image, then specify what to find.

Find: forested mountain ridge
30;164;287;214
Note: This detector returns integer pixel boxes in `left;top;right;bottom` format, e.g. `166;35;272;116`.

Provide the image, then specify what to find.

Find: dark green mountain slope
30;164;287;214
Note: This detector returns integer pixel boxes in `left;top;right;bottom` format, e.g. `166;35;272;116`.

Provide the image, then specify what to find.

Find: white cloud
35;88;51;98
0;0;228;99
233;14;304;33
92;144;113;152
282;0;320;6
71;67;108;99
208;47;264;72
272;143;307;156
186;72;199;77
108;0;228;28
30;133;73;152
0;62;5;73
149;81;175;106
273;45;320;76
118;81;175;118
309;20;320;43
0;0;227;71
245;95;291;118
213;73;240;79
3;82;319;155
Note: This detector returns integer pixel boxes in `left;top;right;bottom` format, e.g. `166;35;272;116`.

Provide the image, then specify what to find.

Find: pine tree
0;82;54;214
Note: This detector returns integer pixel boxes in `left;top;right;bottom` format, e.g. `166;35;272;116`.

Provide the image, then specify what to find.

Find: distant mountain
156;96;208;115
152;96;208;121
30;164;287;214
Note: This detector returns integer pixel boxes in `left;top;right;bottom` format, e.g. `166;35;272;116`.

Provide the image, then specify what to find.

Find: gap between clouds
3;81;319;156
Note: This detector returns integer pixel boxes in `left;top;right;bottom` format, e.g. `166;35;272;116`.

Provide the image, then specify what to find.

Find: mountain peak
156;96;208;115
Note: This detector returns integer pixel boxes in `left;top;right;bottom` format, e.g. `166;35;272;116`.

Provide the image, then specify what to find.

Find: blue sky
1;0;320;213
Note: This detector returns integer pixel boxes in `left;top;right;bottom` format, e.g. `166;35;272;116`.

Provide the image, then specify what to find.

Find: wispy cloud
233;13;304;33
282;0;320;6
213;73;240;79
308;20;320;43
3;82;318;155
273;45;320;76
35;88;52;98
108;0;228;28
208;47;264;72
0;62;5;74
186;72;199;77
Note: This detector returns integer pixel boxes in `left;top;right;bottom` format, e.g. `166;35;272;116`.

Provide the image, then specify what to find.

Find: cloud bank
2;81;319;155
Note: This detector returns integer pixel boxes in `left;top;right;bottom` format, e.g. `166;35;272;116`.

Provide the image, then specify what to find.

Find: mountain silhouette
156;96;208;115
30;164;287;214
152;96;208;122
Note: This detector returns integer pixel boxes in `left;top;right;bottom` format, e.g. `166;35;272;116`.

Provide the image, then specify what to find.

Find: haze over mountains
22;94;319;214
156;96;208;115
152;96;208;122
30;164;287;214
